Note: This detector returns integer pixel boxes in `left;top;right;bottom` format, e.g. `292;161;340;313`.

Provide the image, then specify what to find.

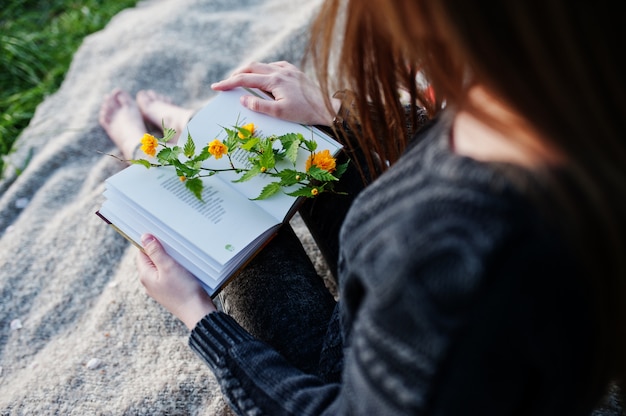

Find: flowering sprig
124;120;348;201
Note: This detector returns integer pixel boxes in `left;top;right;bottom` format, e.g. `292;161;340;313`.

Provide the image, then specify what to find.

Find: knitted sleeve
189;312;342;415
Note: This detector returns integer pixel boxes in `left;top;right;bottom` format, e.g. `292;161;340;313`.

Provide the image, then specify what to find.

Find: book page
100;188;222;284
181;88;343;223
104;164;280;266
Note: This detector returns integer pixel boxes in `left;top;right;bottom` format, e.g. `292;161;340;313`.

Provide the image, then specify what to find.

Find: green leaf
334;160;350;178
252;181;282;200
286;186;317;198
222;126;238;138
236;125;253;139
233;165;261;183
156;147;172;163
185;177;204;201
275;169;303;186
192;147;211;163
222;126;239;150
162;128;176;143
240;136;259;151
302;138;318;152
187;160;203;170
259;139;276;170
183;132;196;158
172;159;199;177
161;120;177;143
307;165;339;182
279;133;301;165
272;149;287;163
157;146;181;164
277;132;299;147
130;159;151;168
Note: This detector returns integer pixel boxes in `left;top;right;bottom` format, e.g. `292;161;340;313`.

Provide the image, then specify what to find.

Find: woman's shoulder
338;112;588;360
339;114;570;297
341;113;539;246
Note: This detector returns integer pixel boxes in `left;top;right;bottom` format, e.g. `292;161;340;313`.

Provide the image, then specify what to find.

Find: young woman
109;0;626;414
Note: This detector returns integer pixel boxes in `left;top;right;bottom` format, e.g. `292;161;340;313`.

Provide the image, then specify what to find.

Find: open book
97;87;342;297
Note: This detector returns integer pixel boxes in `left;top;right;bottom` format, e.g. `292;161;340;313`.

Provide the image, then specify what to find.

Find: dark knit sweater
189;114;598;415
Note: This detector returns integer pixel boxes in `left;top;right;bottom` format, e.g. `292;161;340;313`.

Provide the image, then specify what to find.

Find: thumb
140;233;169;266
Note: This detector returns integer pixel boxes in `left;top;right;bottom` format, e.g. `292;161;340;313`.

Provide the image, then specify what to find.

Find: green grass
0;0;139;176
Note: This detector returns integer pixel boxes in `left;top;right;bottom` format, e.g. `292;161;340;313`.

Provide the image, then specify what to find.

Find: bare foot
99;88;147;160
136;90;195;142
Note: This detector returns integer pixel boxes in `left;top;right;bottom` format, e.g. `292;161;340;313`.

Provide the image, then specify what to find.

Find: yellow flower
305;149;336;173
311;188;319;196
208;139;228;159
140;133;158;157
238;123;255;139
260;166;267;173
179;176;186;182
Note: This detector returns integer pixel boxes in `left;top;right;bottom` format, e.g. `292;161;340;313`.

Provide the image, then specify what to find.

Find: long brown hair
308;0;626;402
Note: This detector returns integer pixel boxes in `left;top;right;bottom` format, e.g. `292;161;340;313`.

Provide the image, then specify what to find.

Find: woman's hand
211;61;341;126
137;234;217;330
